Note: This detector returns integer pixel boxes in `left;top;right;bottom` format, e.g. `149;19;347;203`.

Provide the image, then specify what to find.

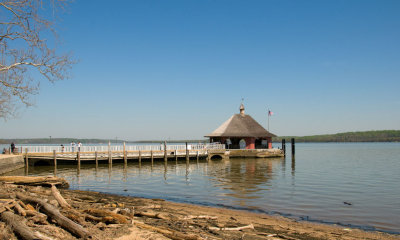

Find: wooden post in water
95;151;98;168
123;142;127;164
197;150;199;162
53;150;57;167
77;151;81;170
164;141;167;163
185;142;189;162
53;150;57;176
24;148;29;174
282;139;286;155
175;150;178;162
291;138;295;156
139;150;142;165
107;141;111;164
151;150;154;166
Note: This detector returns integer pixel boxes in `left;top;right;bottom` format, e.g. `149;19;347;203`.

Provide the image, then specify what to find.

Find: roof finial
240;98;245;116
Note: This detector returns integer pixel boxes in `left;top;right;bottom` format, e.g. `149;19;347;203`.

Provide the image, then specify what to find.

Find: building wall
245;137;255;149
210;137;272;149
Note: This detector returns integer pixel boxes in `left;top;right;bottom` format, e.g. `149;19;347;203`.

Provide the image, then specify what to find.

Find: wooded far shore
1;130;399;144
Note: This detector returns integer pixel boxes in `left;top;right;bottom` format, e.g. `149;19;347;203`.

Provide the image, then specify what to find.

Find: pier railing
21;143;225;153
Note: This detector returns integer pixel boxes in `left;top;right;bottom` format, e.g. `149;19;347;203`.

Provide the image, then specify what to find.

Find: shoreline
0;180;399;239
77;188;400;236
61;188;400;239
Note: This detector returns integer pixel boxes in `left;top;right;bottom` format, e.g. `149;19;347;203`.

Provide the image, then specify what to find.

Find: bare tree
0;0;73;119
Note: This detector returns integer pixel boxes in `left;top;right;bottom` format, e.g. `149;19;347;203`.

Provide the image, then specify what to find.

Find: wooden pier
21;143;226;166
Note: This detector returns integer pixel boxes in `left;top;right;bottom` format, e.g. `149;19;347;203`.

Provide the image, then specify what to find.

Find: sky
1;0;400;140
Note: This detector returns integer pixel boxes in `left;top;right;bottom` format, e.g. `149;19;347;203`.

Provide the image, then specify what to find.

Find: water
4;143;400;234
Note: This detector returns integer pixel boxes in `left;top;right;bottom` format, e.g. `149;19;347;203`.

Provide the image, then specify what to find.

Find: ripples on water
7;143;400;234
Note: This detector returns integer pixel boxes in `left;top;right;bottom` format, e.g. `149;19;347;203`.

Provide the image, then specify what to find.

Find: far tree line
1;130;400;144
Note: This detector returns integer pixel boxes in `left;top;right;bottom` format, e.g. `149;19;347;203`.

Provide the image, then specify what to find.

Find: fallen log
51;185;71;209
135;210;170;220
208;224;254;231
16;193;90;239
25;210;48;224
134;220;203;240
1;211;37;240
0;199;16;214
182;215;218;220
0;176;69;188
13;201;27;216
84;208;129;224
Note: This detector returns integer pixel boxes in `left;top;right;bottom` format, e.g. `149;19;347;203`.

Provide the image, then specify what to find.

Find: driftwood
135;210;170;220
34;231;55;240
208;224;254;231
134;220;203;240
182;215;218;220
13;200;27;216
25;210;48;224
51;185;71;209
16;193;90;239
0;199;16;213
84;208;129;224
0;176;69;188
84;213;103;222
1;211;37;240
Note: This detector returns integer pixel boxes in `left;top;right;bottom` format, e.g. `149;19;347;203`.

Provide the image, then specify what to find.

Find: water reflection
207;158;283;202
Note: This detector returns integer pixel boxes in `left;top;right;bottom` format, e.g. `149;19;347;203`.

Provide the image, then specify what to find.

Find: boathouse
205;104;276;149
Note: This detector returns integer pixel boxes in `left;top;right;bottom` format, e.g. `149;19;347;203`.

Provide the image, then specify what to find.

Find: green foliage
273;130;400;143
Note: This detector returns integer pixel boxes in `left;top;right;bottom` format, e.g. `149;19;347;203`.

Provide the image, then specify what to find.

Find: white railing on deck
21;143;225;153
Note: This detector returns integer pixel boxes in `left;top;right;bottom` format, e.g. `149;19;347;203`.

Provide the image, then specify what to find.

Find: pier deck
20;143;225;166
10;143;284;167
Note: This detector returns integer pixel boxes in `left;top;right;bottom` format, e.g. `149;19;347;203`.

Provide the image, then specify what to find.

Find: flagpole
268;109;270;131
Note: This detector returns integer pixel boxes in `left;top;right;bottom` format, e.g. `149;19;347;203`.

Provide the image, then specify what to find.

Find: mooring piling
282;139;286;155
291;138;295;156
164;141;167;163
77;151;81;170
95;151;98;168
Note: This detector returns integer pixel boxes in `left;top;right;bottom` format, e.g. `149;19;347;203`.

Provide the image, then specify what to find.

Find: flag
268;110;273;116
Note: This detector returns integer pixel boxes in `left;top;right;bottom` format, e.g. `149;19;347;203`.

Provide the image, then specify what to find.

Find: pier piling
25;149;29;174
151;150;154;166
123;142;127;164
282;139;286;155
164;141;167;163
291;138;295;156
185;142;189;162
77;152;81;170
95;151;98;168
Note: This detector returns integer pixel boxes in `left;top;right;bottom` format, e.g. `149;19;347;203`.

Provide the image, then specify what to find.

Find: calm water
6;143;400;234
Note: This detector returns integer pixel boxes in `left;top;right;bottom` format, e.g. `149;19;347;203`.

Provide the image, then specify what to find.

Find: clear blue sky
1;0;400;140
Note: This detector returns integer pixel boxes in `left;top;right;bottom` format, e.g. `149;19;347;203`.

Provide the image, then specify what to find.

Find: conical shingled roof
205;113;276;138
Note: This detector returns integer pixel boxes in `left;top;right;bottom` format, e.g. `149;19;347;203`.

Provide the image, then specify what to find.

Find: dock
10;142;285;168
20;143;226;166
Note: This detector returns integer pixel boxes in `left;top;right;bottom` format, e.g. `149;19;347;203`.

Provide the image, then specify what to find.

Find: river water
4;143;400;234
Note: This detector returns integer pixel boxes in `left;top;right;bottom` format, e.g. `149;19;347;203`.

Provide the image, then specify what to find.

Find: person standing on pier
10;142;15;153
71;142;75;152
78;142;82;152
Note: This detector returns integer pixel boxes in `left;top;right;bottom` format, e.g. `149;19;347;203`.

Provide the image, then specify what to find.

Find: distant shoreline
1;130;399;144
